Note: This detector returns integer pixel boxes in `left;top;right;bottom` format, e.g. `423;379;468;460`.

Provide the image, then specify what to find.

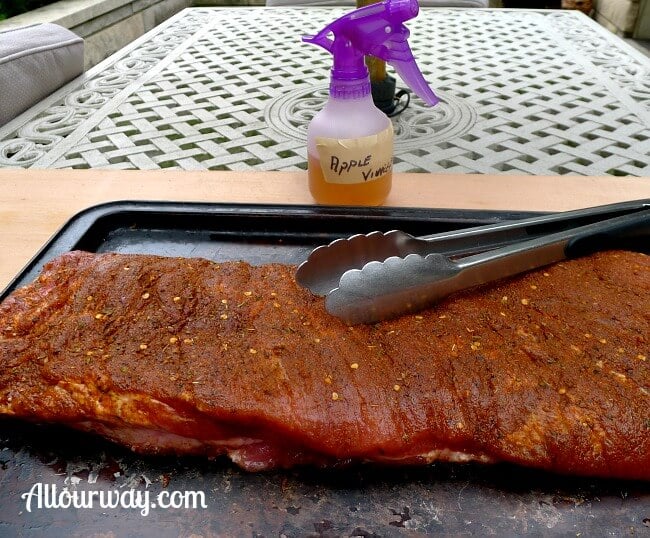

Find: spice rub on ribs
0;250;648;479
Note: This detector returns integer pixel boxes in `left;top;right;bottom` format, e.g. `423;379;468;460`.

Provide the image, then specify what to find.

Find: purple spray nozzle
302;0;439;106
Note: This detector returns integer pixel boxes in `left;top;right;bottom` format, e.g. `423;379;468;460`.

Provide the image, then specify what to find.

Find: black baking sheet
0;201;648;537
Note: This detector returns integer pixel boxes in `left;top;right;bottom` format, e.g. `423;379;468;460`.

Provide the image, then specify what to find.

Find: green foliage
0;0;58;19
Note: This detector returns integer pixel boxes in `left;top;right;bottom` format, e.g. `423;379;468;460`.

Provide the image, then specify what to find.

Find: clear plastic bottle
307;80;393;206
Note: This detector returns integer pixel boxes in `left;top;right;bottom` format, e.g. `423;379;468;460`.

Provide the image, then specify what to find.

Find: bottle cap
330;77;371;99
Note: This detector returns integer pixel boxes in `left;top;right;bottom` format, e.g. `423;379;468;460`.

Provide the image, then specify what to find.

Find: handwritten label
315;125;393;184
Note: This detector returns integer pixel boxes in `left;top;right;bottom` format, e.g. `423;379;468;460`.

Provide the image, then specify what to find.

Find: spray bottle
303;0;439;206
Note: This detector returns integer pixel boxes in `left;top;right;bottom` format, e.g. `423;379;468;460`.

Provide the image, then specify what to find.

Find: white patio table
0;7;648;175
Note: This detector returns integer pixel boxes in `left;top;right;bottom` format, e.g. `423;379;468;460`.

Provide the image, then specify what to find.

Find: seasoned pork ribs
0;250;648;478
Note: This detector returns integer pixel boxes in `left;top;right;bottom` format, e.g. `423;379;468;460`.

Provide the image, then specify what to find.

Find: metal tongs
296;200;650;324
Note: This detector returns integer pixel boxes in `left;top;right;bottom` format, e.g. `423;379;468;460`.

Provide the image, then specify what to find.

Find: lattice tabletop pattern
1;7;649;175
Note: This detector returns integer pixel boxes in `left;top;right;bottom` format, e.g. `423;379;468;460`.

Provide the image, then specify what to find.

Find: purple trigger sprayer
302;0;439;206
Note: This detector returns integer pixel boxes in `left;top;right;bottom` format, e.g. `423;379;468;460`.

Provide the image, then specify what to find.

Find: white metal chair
0;23;84;127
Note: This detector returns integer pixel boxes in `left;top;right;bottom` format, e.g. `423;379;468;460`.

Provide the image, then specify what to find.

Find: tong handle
415;198;650;257
454;209;650;290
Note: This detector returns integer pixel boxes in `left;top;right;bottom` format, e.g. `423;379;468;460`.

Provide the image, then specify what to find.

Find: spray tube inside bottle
302;0;439;206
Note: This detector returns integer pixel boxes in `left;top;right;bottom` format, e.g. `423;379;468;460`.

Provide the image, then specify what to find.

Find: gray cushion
0;23;84;126
267;0;488;6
